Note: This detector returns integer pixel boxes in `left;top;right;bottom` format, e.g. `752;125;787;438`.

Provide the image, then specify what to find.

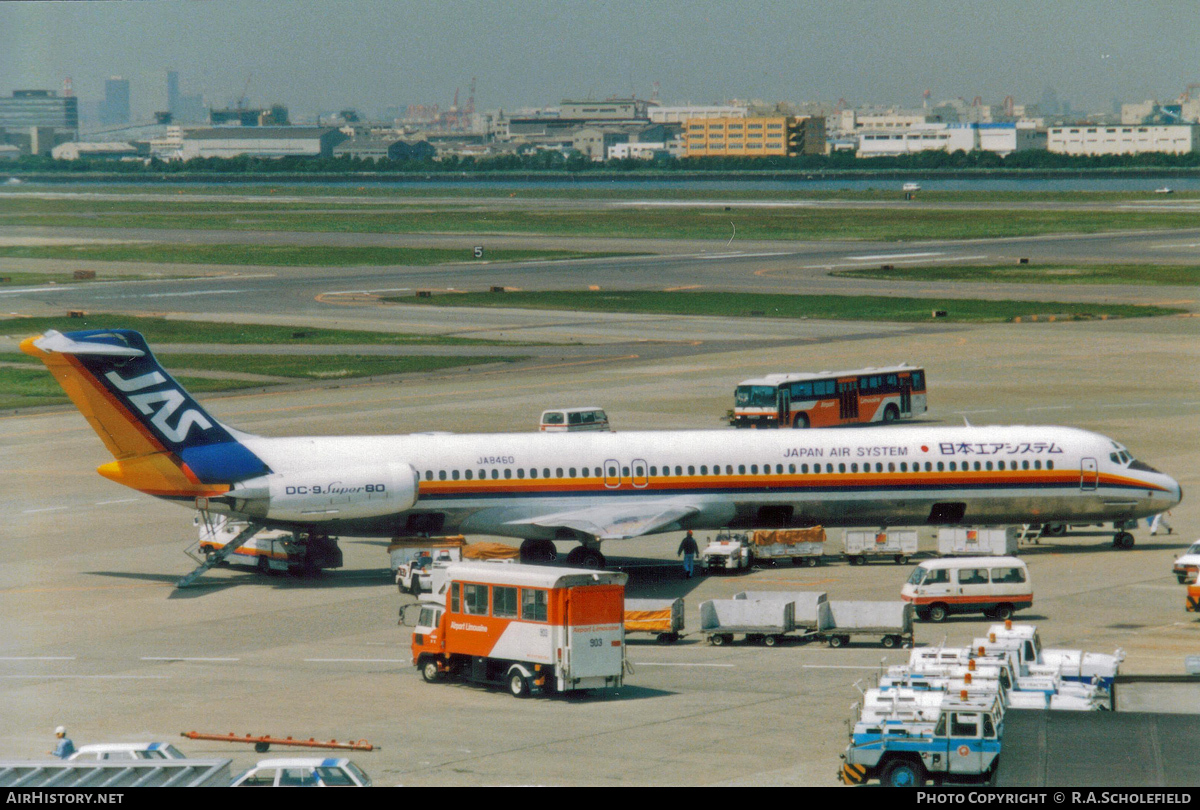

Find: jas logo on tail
105;370;213;443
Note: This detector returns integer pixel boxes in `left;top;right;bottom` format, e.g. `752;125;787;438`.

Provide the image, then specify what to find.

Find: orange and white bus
732;365;927;429
408;562;627;698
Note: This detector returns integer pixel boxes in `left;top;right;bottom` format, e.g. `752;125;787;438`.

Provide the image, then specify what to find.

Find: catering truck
407;562;628;697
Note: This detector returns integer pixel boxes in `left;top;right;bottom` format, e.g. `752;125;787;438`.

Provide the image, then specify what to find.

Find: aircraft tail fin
21;329;269;498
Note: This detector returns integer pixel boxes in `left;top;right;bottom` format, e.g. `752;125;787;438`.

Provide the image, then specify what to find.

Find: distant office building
209;104;289;127
179;127;347;160
101;77;130;127
683;116;826;157
0;90;79;133
1047;124;1199;156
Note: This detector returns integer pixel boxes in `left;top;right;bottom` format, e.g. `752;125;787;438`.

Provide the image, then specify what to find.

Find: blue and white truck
839;690;1003;787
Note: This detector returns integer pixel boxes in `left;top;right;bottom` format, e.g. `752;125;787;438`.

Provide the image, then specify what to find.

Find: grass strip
2;353;522;409
0;314;509;346
0;244;632;267
832;263;1200;286
385;289;1181;322
5;198;1200;241
157;352;522;380
0;366;265;410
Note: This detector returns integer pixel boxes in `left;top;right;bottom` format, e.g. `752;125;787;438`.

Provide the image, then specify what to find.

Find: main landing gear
518;539;606;568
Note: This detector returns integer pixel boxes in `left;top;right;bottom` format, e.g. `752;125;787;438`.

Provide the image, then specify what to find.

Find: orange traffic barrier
181;731;377;752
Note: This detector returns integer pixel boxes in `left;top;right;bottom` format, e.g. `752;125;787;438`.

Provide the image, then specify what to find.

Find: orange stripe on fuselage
416;470;1164;497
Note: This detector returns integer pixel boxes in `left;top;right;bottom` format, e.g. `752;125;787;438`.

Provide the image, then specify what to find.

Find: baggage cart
733;591;833;632
624;597;685;644
937;526;1020;557
819;600;914;649
843;529;918;565
699;598;798;647
749;527;827;567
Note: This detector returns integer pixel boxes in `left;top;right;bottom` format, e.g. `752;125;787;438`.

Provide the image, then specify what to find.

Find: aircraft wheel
520;539;557;564
1114;532;1135;549
580;549;605;569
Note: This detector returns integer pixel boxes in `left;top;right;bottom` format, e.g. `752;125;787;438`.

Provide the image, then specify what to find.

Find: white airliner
23;329;1181;572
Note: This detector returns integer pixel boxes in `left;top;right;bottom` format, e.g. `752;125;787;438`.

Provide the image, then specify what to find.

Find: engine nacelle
230;462;419;523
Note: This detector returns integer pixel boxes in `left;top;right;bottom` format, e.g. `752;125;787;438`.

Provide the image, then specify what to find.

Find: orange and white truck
408;562;628;698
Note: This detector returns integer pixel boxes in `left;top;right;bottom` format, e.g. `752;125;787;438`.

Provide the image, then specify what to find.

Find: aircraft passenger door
604;459;621;489
1080;458;1099;491
631;459;649;489
837;379;859;420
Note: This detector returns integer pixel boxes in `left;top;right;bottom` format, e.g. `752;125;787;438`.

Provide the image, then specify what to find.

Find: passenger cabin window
991;567;1026;584
522;588;548;621
958;568;989;585
463;583;489;615
493;586;518;618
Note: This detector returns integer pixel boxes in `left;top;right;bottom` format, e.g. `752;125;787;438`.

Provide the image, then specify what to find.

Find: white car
1172;540;1200;583
230;757;372;787
69;742;188;761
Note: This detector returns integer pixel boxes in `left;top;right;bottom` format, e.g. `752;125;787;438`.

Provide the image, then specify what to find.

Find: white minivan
901;556;1032;622
539;407;610;432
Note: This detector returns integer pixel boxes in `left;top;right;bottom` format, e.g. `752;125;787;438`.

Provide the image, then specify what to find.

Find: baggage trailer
937;526;1020;557
733;590;833;633
624;598;685;644
843;529;918;565
820;600;914;649
750;527;827;567
407;562;627;698
699;598;798;646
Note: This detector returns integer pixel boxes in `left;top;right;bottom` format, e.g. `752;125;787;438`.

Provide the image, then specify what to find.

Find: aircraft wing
507;502;700;541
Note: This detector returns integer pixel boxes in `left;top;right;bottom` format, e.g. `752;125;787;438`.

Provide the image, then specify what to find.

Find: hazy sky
2;1;1197;121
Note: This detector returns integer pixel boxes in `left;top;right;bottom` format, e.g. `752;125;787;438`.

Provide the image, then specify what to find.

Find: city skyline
2;1;1198;122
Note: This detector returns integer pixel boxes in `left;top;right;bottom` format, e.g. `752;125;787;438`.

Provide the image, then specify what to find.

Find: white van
539;407;610;432
1171;539;1200;583
901;556;1031;622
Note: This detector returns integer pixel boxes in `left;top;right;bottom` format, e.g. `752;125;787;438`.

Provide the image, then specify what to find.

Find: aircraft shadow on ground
88;567;397;599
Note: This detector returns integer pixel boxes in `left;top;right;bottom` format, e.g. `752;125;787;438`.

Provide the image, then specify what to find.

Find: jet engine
227;462;419;522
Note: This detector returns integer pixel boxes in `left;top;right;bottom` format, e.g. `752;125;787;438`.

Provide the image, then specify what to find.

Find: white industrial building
51;141;140;161
179;127;347;160
607;141;679;160
857;122;1044;157
649;105;747;124
1047;124;1199;156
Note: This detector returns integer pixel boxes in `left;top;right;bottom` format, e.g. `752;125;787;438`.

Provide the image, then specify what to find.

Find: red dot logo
921;446;929;453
